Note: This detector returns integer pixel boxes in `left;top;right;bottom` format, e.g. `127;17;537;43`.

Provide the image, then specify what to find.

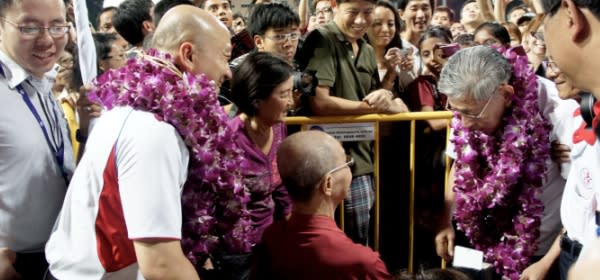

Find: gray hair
438;46;512;102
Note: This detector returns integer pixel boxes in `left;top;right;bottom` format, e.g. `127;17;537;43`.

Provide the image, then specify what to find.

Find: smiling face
401;0;431;33
420;37;446;77
0;0;68;79
256;76;293;125
367;6;396;48
334;0;375;43
460;2;482;25
447;87;510;135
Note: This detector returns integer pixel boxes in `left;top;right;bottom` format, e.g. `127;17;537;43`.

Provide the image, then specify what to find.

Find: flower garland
450;46;551;279
88;49;253;265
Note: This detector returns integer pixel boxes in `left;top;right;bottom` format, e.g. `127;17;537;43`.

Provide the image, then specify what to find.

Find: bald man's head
277;131;342;203
150;5;233;88
151;5;226;54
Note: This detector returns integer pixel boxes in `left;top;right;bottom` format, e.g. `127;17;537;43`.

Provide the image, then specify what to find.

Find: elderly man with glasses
251;130;390;279
434;46;577;280
0;0;77;278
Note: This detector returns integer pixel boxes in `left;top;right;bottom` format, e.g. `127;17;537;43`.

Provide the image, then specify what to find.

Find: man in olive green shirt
299;0;408;245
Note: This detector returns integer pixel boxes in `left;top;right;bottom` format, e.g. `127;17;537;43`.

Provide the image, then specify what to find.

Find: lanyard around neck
0;67;68;184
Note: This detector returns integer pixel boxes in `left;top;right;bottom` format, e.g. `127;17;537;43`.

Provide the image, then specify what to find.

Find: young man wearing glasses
252;130;391;279
0;0;76;278
434;46;577;279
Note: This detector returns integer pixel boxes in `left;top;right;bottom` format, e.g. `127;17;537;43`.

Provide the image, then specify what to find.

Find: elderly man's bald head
151;5;227;54
149;4;233;88
277;131;342;202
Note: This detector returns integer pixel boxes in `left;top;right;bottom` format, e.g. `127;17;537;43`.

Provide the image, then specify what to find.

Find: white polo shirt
46;107;189;279
0;50;74;252
560;107;600;257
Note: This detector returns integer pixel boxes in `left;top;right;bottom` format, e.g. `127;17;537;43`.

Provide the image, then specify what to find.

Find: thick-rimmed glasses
1;17;70;38
314;7;333;16
265;31;301;43
326;155;355;175
446;93;497;119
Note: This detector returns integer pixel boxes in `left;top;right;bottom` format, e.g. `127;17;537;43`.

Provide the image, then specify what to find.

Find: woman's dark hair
231;52;293;116
418;25;453;48
474;22;511;46
367;0;404;51
93;32;119;73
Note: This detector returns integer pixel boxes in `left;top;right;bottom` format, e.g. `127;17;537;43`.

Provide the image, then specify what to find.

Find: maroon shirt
252;213;391;279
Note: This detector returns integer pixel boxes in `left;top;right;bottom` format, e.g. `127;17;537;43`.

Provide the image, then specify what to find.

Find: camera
292;70;317;97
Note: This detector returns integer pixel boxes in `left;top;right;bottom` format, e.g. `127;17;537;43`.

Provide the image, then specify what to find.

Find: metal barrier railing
286;111;453;273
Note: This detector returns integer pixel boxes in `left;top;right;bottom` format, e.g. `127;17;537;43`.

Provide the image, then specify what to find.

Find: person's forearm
478;0;495;21
442;163;457;226
539;231;563;268
310;95;378;115
299;0;309;29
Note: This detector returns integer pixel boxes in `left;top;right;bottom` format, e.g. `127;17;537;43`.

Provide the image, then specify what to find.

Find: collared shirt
0;50;74;252
299;21;379;176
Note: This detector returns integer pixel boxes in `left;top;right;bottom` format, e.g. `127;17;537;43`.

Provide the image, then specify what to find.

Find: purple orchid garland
88;49;253;265
450;47;551;279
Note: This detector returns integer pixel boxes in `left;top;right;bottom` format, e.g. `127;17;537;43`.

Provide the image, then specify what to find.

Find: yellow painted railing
286;111;453;273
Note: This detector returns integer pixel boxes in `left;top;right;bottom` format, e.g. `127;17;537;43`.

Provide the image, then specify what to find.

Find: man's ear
254;35;264;51
142;20;155;35
500;83;515;106
176;42;195;73
564;0;590;43
319;175;333;197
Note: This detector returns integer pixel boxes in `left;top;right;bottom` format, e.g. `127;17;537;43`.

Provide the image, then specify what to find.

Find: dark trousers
558;234;582;280
198;252;254;280
14;252;49;280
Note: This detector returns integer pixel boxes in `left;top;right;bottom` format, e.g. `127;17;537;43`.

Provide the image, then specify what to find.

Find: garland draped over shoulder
450;46;551;279
88;49;253;265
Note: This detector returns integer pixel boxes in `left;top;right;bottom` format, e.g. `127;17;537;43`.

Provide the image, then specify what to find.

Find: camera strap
580;92;596;129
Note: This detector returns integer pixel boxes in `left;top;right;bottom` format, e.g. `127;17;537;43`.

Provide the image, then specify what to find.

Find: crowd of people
0;0;599;279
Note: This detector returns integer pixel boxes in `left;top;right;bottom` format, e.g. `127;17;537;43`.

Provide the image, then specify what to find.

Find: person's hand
363;89;394;112
0;248;20;280
76;85;103;137
58;91;79;108
398;49;414;72
434;224;455;262
383;47;403;71
551;140;570;163
520;260;550;280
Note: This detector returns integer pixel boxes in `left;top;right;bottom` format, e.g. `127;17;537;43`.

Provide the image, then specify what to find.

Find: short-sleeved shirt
299;21;379;176
561;103;600;257
253;213;391;279
0;50;74;252
46;107;189;279
446;77;578;256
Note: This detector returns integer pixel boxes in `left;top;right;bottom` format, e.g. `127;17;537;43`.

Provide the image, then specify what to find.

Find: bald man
251;131;391;279
45;6;232;279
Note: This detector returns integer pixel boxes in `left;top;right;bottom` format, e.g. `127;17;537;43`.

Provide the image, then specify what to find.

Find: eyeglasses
326;155;355;175
314;7;333;16
265;31;301;42
1;17;70;38
446;93;497;119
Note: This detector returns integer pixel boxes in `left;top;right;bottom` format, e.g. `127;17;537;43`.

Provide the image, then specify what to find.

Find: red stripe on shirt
95;145;136;272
